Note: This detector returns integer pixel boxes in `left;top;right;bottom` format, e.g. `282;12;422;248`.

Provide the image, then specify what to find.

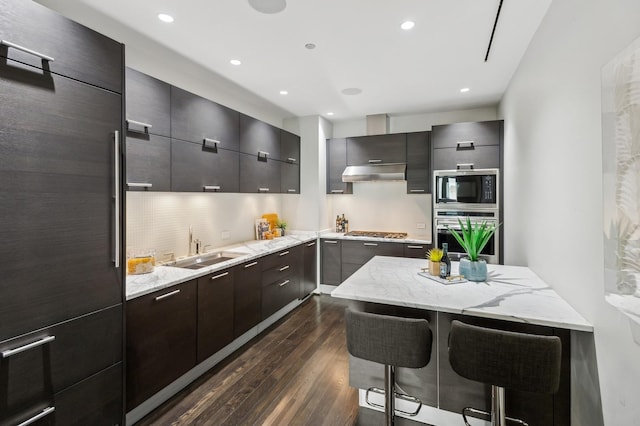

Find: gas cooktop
344;230;408;239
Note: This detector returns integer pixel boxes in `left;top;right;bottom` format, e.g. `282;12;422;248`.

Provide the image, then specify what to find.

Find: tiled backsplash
126;192;282;262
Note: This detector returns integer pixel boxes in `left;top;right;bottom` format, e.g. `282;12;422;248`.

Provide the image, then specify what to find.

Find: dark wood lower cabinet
300;240;317;298
341;240;404;282
262;276;300;319
321;239;342;285
198;268;234;362
126;280;197;410
403;243;431;259
261;246;302;319
234;259;262;338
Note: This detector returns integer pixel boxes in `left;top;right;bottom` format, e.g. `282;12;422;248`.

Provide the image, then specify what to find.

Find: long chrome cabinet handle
155;289;180;301
2;335;56;358
456;163;474;170
306;242;316;247
364;243;378;247
210;272;229;280
258;188;270;192
114;131;120;268
17;407;56;426
409;189;425;193
279;251;290;257
331;190;344;194
368;159;382;163
278;279;290;287
127;182;153;188
287;157;297;163
258;151;270;157
1;39;54;62
126;119;152;131
287;189;297;193
406;245;424;249
324;240;338;244
244;261;258;268
203;185;221;191
456;140;475;148
279;265;290;272
203;137;220;146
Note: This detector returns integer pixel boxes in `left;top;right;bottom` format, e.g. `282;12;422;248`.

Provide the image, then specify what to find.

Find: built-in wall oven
433;210;499;264
434;169;499;210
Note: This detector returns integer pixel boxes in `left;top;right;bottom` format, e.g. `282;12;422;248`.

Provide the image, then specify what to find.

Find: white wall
499;0;640;424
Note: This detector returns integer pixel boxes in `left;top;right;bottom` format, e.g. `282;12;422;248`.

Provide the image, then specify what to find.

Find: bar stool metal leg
385;364;395;426
491;385;506;426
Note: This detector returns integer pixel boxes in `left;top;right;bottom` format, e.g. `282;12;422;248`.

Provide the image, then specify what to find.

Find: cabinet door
171;86;240;151
346;134;407;165
0;0;123;93
198;268;234;362
239;114;280;159
321;239;342;285
431;120;502;149
239;152;281;193
126;280;197;410
280;130;301;164
326;138;352;194
432;145;500;171
281;161;300;194
406;131;431;194
126;134;171;191
0;60;122;341
234;259;262;337
301;240;317;298
126;67;171;137
404;243;432;259
171;139;240;192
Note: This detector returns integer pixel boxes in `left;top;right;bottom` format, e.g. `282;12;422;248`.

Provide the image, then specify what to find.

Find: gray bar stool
345;307;432;426
448;320;562;426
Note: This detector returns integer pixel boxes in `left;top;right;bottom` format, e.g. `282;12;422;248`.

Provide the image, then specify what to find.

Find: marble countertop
126;231;318;301
331;256;592;332
319;231;431;245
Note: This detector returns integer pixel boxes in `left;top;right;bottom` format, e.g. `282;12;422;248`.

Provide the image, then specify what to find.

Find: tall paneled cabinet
0;0;125;425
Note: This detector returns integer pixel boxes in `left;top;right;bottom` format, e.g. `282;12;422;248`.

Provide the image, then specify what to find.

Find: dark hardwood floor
137;295;361;426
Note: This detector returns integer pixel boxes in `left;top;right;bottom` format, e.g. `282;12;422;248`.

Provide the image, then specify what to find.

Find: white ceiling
41;0;552;121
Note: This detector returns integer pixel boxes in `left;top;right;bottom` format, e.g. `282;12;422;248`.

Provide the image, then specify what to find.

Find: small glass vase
459;257;487;282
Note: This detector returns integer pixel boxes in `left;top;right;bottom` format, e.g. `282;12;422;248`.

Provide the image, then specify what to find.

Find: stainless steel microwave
434;169;499;209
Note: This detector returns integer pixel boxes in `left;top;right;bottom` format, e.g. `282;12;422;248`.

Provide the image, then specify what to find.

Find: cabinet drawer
341;240;404;264
346;134;407;165
0;0;123;93
431;120;502;149
126;68;170;137
171;86;240;151
126;134;171;191
0;305;122;423
262;275;299;319
432;145;500;171
126;280;197;410
404;243;432;259
171;139;239;193
261;246;302;271
262;263;296;287
198;269;234;362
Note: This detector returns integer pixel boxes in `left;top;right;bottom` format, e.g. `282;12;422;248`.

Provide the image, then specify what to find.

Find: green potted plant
277;221;287;237
448;217;498;282
426;248;443;276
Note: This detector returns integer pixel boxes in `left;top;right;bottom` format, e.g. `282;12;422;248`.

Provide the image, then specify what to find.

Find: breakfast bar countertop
331;256;593;332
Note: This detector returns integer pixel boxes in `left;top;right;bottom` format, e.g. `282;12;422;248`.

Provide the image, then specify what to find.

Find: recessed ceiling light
460;87;470;93
280;90;288;95
341;88;362;96
305;43;316;50
401;21;415;30
157;13;174;23
230;59;242;66
248;0;286;14
327;112;334;116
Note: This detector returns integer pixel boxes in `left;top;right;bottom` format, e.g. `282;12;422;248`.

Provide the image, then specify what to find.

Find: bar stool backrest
449;320;562;394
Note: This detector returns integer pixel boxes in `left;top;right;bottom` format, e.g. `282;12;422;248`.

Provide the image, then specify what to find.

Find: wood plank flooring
136;295;361;426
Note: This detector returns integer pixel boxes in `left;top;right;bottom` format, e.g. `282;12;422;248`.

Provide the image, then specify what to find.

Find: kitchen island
331;256;592;426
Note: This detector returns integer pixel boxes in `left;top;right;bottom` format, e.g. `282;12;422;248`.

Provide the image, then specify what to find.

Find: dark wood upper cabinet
346;134;407;165
280;161;300;194
197;268;234;362
406;131;431;194
326;138;352;194
280;129;301;164
239;114;281;159
239;152;281;194
125;133;171;192
431;120;502;149
171;139;240;193
125;67;171;137
171;86;240;151
0;0;123;93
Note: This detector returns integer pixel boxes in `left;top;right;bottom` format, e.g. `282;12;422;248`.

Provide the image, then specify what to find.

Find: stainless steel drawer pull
155;289;181;301
126;119;153;132
2;335;56;358
456;163;474;170
210;272;229;280
331;190;344;194
456;140;475;148
17;407;56;426
258;151;270;157
244;261;258;268
203;185;221;191
258;187;270;192
306;242;316;247
127;182;153;188
114;130;120;268
279;265;290;272
324;240;338;244
1;40;54;62
287;157;297;163
409;189;425;193
287;189;297;193
364;243;378;247
407;245;423;249
203;137;221;146
368;159;383;163
279;251;290;256
279;279;290;287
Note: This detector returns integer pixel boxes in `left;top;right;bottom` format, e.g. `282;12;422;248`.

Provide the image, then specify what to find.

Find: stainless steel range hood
342;163;406;182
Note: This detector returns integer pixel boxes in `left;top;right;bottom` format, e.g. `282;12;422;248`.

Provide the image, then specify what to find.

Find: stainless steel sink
171;251;244;270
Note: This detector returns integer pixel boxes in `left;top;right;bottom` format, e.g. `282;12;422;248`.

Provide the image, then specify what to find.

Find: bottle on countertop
341;214;346;233
440;243;451;279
